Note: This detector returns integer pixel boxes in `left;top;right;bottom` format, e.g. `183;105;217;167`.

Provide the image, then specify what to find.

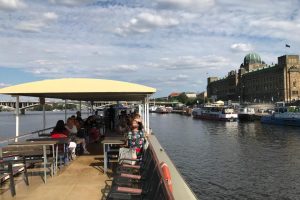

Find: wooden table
101;137;125;174
8;141;58;183
26;138;71;174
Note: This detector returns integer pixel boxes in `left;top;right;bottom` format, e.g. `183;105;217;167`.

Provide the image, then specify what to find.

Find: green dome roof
243;53;262;65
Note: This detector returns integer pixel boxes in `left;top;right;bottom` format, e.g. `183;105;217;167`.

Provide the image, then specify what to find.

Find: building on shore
168;92;180;100
207;53;300;103
197;91;207;102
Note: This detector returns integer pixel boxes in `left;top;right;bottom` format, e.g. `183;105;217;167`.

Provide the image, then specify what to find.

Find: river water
1;111;300;199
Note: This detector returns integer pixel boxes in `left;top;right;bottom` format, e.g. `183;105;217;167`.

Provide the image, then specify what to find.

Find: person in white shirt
65;117;89;155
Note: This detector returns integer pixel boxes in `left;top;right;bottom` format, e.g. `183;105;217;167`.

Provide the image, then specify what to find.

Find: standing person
126;119;145;158
76;111;84;126
107;105;115;130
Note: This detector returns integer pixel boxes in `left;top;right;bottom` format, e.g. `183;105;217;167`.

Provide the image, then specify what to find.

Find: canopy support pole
65;99;67;122
15;96;20;142
79;101;82;112
43;104;46;130
138;104;142;117
40;97;46;132
91;101;94;114
143;98;148;133
146;95;150;134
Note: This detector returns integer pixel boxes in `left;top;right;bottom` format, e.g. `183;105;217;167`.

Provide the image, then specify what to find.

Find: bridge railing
0;127;54;147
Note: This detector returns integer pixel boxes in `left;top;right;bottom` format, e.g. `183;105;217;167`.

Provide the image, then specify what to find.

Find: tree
177;93;188;104
31;104;53;111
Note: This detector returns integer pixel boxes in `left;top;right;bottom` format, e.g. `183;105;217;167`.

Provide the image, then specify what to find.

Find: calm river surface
1;111;300;199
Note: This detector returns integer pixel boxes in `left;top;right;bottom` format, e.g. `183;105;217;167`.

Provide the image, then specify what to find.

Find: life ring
160;162;173;192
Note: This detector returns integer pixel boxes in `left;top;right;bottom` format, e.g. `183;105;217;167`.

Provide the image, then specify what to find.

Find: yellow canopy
0;78;156;101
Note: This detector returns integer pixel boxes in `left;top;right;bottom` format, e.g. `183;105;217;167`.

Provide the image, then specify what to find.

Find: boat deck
0;143;111;200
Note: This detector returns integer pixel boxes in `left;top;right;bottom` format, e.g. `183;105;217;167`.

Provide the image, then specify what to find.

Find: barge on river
192;105;238;122
0;78;198;200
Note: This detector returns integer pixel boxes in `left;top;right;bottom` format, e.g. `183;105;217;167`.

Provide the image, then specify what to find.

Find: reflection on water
150;113;300;200
0;112;300;199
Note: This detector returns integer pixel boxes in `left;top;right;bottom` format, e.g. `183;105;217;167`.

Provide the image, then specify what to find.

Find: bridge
0;96;114;114
149;101;181;106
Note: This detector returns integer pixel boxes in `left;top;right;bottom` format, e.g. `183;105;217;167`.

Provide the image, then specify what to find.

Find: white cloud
49;0;95;6
0;0;25;11
248;19;300;41
43;12;59;21
15;12;58;32
155;0;215;11
152;55;230;70
109;65;138;72
2;0;300;97
231;43;254;52
16;21;46;32
0;82;10;88
170;74;189;81
116;12;179;35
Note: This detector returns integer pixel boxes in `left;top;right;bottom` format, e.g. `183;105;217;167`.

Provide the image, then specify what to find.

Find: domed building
241;52;266;71
207;53;300;103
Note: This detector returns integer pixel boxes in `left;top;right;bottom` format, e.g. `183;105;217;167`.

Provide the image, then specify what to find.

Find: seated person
51;120;68;138
84;116;100;142
65;117;78;135
65;117;89;154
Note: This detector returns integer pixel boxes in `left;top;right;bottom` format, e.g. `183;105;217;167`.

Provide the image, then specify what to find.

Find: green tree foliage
31;103;77;111
177;93;188;104
31;104;53;111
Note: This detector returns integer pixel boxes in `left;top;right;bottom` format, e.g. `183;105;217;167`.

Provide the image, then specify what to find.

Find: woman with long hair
51;120;68;138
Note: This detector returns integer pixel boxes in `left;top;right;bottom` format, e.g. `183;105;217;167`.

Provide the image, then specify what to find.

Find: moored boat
238;107;256;121
261;106;300;126
192;105;238;122
155;106;170;114
149;105;158;113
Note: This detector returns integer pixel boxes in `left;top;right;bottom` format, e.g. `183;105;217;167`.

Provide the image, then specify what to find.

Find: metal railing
0;127;54;146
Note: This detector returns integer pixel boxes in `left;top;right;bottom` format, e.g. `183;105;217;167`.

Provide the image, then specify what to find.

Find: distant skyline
0;0;299;98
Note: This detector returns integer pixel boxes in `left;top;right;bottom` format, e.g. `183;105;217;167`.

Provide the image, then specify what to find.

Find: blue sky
0;0;300;98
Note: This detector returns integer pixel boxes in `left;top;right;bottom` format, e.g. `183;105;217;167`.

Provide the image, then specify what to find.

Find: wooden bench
0;156;29;196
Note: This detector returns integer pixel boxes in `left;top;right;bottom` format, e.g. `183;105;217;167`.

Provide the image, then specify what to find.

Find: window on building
293;80;297;87
292;91;298;95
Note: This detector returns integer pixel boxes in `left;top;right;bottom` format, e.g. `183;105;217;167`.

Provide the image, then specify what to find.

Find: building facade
207;54;300;103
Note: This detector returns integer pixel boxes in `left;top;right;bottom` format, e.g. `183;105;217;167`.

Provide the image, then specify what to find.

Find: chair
107;146;168;200
107;158;160;200
116;147;151;174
